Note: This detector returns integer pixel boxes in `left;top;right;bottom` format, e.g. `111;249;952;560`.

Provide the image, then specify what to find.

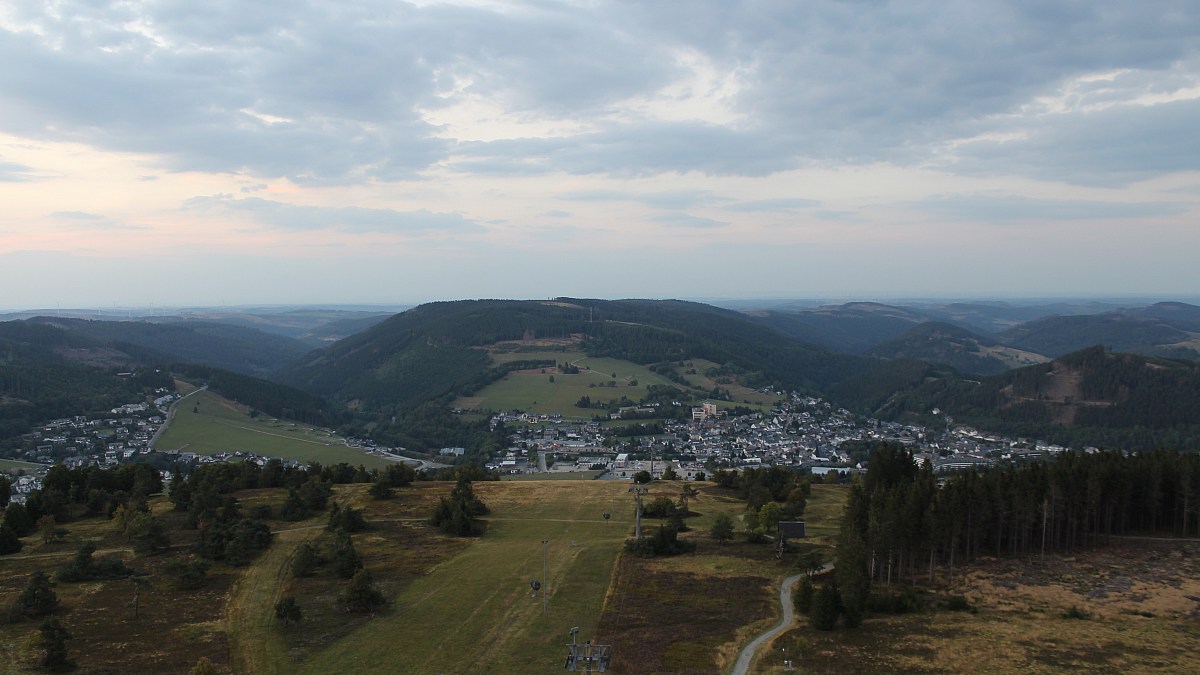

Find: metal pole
635;491;643;540
542;539;549;616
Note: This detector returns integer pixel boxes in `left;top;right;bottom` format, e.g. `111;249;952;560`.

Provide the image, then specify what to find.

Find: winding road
730;563;834;675
730;573;806;675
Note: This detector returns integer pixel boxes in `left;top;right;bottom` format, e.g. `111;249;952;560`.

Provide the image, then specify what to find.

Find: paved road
730;573;805;675
730;564;834;675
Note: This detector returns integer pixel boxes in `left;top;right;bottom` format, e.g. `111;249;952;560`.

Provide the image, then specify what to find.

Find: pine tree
274;596;303;625
14;571;59;618
37;616;75;672
341;569;385;613
0;521;23;555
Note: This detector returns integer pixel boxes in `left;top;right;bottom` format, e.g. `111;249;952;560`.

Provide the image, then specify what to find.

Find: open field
0;500;240;673
456;349;784;418
0;459;48;474
593;481;847;673
671;358;785;408
0;477;840;674
753;539;1200;674
155;389;393;469
295;480;635;674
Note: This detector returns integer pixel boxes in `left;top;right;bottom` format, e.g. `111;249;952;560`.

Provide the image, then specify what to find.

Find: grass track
227;522;326;674
296;481;633;674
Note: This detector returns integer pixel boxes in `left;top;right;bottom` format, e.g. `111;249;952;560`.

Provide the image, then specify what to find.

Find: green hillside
154;388;391;469
868;321;1047;376
26;316;310;377
863;346;1200;450
279;298;866;415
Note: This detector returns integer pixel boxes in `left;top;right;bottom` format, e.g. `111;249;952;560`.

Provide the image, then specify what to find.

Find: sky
2;0;1199;309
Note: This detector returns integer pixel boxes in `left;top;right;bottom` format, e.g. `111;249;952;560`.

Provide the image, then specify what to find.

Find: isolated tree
291;543;319;578
710;512;735;544
274;596;303;625
38;515;59;544
368;480;394;500
37;616;75;672
679;484;699;515
332;530;363;579
662;466;678;481
14;571;59;618
633;471;652;484
341;569;385;613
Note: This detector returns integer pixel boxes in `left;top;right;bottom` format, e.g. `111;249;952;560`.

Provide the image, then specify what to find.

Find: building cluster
486;393;1075;479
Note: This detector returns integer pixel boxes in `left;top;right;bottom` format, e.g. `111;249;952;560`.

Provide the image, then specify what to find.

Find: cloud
51;211;105;221
0;160;36;181
653;213;730;229
1;0;1198;186
182;194;483;234
911;194;1188;222
723;198;821;212
559;188;721;209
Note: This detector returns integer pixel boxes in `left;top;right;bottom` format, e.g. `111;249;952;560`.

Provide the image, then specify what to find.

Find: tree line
828;444;1200;628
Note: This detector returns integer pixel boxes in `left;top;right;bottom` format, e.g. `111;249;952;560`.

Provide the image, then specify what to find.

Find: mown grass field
155;389;392;470
0;459;48;474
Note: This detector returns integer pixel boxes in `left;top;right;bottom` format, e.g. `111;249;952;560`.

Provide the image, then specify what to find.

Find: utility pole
628;487;648;540
542;539;549;616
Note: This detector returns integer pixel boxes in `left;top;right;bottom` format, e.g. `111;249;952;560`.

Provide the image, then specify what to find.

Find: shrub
1062;605;1091;620
945;595;972;612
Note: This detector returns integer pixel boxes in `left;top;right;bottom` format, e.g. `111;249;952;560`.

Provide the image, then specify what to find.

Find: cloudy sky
2;0;1199;309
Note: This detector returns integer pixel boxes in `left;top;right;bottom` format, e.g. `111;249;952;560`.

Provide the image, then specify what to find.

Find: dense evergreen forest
835;444;1200;623
857;347;1200;451
171;364;338;427
0;321;173;445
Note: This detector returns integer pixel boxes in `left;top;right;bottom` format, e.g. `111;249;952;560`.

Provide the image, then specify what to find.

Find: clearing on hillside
155;388;393;469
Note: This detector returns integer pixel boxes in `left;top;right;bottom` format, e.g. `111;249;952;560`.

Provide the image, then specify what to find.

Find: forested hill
276;298;871;414
0;322;174;444
24;317;309;377
1001;311;1200;360
867;321;1047;376
747;302;927;354
864;346;1200;450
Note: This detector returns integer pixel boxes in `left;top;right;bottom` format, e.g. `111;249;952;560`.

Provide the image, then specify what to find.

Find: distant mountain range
748;300;1200;373
3;297;1200;452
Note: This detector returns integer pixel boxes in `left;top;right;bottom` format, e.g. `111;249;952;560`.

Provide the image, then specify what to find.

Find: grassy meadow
155;389;393;470
455;350;784;418
0;459;48;475
0;477;847;673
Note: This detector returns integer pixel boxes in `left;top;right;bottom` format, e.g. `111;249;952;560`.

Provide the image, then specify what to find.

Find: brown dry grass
760;540;1200;674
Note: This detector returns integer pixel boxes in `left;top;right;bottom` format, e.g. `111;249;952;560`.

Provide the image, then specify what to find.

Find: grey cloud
559;188;721;209
183;195;483;233
912;194;1188;222
653;213;730;229
723;198;821;212
2;1;1199;183
949;97;1200;185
